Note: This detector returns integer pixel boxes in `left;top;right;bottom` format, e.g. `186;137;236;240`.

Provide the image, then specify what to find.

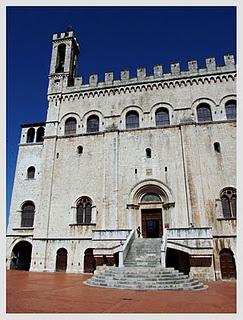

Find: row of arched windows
26;127;45;143
64;100;236;135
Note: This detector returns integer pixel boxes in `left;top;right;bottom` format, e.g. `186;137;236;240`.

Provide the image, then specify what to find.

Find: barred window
27;166;35;179
126;111;139;129
65;117;77;135
87;115;99;133
197;104;212;122
221;188;236;218
26;128;35;143
155;108;170;126
21;202;35;227
225;100;236;120
77;197;92;224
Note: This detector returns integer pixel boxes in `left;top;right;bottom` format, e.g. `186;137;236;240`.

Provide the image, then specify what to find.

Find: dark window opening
87;115;99;133
77;145;83;154
225;100;236;120
27;166;35;179
76;197;92;224
141;193;161;202
146;148;151;158
55;44;66;73
65;117;77;135
26;128;35;143
214;142;221;153
221;188;236;218
21;202;35;227
36;127;45;142
197;103;212;122
126;111;139;129
155;108;170;126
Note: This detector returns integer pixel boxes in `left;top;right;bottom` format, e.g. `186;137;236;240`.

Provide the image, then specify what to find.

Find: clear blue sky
6;6;236;224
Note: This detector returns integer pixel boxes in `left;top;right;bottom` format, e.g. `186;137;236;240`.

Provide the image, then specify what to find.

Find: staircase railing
161;228;168;267
118;229;135;267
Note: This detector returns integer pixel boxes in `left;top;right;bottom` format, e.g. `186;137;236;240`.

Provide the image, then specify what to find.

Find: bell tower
48;28;80;94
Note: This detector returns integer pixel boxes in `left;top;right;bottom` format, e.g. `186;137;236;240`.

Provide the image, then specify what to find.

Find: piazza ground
6;270;236;313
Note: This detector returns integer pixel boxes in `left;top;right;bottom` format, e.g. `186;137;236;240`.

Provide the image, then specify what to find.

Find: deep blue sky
6;6;236;224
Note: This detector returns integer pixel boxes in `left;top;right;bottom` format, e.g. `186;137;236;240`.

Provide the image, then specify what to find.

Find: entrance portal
84;248;96;273
56;248;67;272
10;241;32;271
141;209;162;238
220;249;236;279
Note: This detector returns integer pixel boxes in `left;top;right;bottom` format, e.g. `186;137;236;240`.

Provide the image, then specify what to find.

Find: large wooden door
220;249;236;279
141;209;162;238
56;248;67;272
84;248;96;273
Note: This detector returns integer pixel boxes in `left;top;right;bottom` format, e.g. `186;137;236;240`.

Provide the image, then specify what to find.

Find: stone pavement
6;270;236;313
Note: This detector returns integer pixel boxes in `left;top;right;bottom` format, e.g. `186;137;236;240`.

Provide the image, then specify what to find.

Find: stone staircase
84;238;207;290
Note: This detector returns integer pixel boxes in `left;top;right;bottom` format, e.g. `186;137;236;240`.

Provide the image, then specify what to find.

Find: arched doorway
166;248;190;275
10;241;32;271
220;249;236;279
84;248;96;273
56;248;67;272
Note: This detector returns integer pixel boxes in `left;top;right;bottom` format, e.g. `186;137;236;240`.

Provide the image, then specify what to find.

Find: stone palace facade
6;30;236;281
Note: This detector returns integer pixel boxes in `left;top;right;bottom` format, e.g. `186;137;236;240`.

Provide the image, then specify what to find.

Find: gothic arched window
26;128;35;143
197;103;212;122
155;108;170;126
126;111;139;129
220;188;236;218
21;202;35;227
27;166;35;179
87;115;99;133
65;117;77;135
225;100;236;120
36;127;45;142
56;43;66;73
76;197;92;224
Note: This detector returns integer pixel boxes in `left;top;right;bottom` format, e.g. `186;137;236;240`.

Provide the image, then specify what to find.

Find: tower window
225;100;236;120
27;166;35;179
146;148;151;158
220;188;236;219
21;202;35;227
214;142;221;153
36;127;45;142
197;103;212;122
155;108;170;126
76;197;92;224
65;117;77;135
126;111;139;129
26;128;35;143
55;43;66;73
87;115;99;133
77;145;83;154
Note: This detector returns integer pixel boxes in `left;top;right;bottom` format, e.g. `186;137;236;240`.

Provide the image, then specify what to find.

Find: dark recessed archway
56;248;68;272
84;248;96;273
10;241;32;271
220;248;236;279
166;248;190;275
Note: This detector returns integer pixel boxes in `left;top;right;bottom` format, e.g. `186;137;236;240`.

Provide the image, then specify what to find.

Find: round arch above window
220;187;236;219
197;103;212;122
155;107;170;126
21;201;35;227
225;99;236;120
76;196;92;224
26;128;35;143
27;166;35;179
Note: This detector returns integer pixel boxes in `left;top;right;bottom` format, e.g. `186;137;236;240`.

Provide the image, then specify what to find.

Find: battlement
53;30;75;40
48;54;236;95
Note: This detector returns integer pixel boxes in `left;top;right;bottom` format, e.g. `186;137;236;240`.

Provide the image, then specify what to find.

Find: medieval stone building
7;30;236;281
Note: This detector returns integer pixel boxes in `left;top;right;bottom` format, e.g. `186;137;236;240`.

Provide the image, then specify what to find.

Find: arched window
55;44;66;73
155;108;170;126
220;188;236;218
77;145;83;154
27;166;35;179
76;197;92;224
146;148;151;158
141;193;161;202
65;117;77;135
126;110;139;129
197;103;212;122
21;202;35;227
214;142;221;153
87;115;99;133
225;100;236;120
36;127;45;142
26;128;35;143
